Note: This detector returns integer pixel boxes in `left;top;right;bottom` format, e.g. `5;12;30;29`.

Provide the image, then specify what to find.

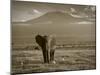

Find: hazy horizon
12;1;96;43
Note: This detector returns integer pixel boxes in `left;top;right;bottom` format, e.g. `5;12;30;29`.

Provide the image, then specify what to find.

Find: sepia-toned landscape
11;1;96;74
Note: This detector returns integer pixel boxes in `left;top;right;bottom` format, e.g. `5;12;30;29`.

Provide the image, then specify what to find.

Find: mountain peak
26;11;76;24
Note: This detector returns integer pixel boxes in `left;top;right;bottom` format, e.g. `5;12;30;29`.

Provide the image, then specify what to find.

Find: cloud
91;6;96;12
70;13;83;18
14;23;32;26
70;13;88;18
84;6;96;12
70;21;93;24
70;8;77;13
33;9;41;14
69;6;95;19
77;21;93;24
35;21;53;24
69;8;89;19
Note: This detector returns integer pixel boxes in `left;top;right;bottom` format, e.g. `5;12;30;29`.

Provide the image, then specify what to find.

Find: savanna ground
11;42;96;75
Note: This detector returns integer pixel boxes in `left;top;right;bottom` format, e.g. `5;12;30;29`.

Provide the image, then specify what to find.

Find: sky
12;0;96;22
12;0;96;41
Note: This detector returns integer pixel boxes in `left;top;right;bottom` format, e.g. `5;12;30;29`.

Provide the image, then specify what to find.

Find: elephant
35;34;56;64
35;34;49;63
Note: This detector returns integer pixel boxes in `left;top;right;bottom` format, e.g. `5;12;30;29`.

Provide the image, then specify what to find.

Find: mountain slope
25;11;84;24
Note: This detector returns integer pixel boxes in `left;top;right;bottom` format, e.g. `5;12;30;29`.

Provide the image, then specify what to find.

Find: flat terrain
12;45;96;74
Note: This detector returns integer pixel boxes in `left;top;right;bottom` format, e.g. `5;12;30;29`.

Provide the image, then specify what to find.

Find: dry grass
11;44;96;74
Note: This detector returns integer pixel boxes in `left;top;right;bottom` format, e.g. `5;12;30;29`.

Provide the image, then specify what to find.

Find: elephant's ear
35;35;43;47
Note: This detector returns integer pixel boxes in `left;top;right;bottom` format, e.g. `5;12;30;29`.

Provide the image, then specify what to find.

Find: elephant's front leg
42;47;47;63
42;47;49;63
45;43;50;63
50;49;55;61
46;49;49;63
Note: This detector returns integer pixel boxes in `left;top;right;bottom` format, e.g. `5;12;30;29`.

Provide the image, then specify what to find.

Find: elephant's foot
50;60;56;64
